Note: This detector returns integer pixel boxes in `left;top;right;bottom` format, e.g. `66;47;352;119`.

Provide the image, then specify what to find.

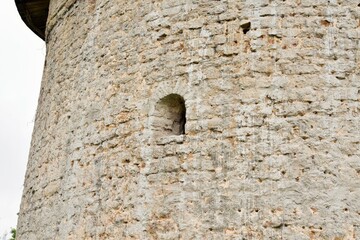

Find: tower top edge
15;0;49;40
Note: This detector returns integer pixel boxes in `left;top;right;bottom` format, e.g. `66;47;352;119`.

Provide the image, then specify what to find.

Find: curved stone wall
18;0;360;239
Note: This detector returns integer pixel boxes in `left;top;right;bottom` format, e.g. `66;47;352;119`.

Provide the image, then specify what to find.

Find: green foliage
9;228;16;240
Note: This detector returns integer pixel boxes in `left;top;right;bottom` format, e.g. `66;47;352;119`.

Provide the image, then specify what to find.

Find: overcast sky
0;1;45;236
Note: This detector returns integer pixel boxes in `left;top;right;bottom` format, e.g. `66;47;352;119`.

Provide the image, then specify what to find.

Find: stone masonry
17;0;360;239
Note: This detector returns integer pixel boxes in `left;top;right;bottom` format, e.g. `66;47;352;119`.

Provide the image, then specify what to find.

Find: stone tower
16;0;360;239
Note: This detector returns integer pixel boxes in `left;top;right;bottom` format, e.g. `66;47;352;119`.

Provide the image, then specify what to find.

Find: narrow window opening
153;94;186;136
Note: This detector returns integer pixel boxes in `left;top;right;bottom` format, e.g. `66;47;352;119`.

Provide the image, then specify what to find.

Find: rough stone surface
17;0;360;239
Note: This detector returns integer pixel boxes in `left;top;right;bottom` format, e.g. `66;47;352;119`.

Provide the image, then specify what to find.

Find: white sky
0;1;45;236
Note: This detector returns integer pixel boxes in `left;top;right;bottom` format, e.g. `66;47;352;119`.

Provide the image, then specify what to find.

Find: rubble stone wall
17;0;360;239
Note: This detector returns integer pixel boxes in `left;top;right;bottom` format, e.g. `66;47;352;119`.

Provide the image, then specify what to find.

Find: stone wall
17;0;360;239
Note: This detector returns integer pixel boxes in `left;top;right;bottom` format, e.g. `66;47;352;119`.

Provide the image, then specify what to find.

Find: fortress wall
18;0;360;239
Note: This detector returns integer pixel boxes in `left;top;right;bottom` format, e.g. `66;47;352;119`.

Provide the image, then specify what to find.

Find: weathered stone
16;0;360;239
